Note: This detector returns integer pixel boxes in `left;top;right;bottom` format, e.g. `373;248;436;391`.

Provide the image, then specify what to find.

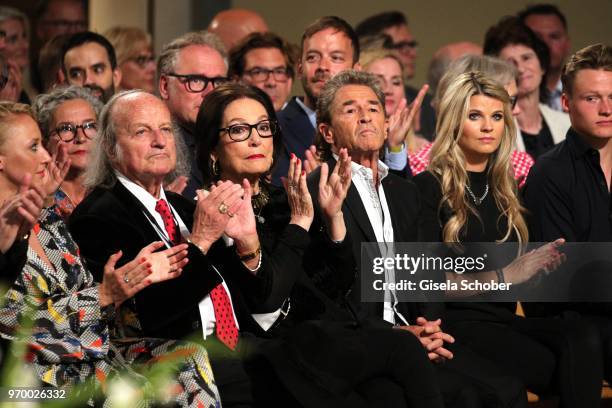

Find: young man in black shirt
523;43;612;380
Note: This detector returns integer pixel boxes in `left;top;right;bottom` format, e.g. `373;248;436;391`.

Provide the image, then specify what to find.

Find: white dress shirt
343;158;410;326
116;172;239;340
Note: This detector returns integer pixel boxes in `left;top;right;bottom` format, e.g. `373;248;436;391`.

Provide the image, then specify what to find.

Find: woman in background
34;86;102;220
484;16;569;160
104;26;156;93
195;82;447;408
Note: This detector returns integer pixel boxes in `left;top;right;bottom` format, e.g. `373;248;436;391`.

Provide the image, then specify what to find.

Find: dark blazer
307;158;426;324
69;181;276;340
272;97;316;186
175;124;203;200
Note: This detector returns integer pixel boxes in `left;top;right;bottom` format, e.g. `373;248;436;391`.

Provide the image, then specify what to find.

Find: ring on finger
218;202;229;214
123;274;130;284
226;209;235;218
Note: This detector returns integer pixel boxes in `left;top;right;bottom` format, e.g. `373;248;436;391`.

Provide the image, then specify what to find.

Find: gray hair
316;70;385;125
0;6;29;36
33;85;103;143
84;89;189;189
157;31;227;78
315;70;385;159
433;55;518;111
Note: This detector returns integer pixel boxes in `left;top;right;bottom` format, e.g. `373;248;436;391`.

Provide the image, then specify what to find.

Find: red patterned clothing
0;206;220;407
408;143;535;187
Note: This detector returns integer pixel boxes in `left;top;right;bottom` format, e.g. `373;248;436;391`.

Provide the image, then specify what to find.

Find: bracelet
495;268;505;284
187;238;207;255
237;246;261;262
389;143;405;153
242;249;263;272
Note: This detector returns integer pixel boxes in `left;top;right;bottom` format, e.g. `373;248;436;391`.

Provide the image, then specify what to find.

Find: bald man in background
208;9;269;51
427;41;482;97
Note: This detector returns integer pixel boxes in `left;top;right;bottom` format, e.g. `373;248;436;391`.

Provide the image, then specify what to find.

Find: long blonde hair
428;71;528;245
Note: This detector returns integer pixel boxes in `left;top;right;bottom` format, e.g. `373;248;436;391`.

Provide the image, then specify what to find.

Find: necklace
465;183;489;205
251;184;270;224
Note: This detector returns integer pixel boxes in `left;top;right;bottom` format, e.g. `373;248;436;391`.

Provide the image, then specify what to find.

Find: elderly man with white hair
69;89;279;406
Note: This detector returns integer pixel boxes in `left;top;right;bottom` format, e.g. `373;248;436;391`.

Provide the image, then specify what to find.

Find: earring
212;159;220;176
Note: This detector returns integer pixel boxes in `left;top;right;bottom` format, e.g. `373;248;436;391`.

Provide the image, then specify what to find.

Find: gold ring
218;202;229;214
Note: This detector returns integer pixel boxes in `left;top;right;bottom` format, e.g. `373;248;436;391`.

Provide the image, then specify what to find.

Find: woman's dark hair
483;16;551;103
195;82;283;186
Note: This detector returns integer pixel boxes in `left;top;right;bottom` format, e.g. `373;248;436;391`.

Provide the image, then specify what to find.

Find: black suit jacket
308;159;427;324
69;181;270;340
272;97;316;186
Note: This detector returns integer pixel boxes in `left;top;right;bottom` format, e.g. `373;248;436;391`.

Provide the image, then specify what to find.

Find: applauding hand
318;148;351;241
0;174;45;253
387;84;428;149
43;144;71;198
282;153;314;231
191;181;244;253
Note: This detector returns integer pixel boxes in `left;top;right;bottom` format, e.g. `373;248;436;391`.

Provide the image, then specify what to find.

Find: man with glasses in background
229;32;295;111
36;0;87;44
158;31;229;198
33;0;87;92
356;11;437;141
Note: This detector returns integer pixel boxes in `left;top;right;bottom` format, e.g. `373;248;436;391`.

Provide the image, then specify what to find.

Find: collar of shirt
340;154;390;183
295;97;317;130
115;171;190;243
115;172;239;339
332;155;407;325
567;127;599;160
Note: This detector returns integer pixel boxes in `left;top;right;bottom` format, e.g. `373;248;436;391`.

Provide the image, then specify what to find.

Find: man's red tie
155;199;179;244
155;198;238;350
210;285;239;350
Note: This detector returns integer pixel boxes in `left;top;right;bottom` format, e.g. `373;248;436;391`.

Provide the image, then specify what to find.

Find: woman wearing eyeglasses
105;26;157;93
33;86;102;220
194;83;447;408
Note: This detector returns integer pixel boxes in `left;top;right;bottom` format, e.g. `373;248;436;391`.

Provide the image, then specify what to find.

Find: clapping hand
139;241;188;283
191;181;244;253
0;174;45;253
303;145;321;176
43;144;71;197
503;238;566;285
387;84;428;149
318;148;351;241
99;242;189;308
224;179;257;241
282;153;314;231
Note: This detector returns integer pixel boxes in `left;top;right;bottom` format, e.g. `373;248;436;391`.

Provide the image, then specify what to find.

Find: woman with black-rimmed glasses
194;82;450;408
33;86;102;220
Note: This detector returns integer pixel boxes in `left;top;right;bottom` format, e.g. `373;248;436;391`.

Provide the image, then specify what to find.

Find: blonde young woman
413;72;603;407
410;55;535;186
